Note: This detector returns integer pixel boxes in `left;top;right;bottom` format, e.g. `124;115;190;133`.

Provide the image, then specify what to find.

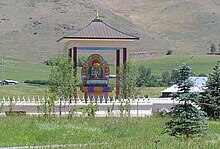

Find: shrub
24;80;48;85
166;50;173;55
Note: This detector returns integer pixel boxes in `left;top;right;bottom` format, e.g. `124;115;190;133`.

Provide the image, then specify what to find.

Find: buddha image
88;60;103;79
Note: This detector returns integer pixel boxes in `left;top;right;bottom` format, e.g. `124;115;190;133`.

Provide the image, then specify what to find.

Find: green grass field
2;55;219;81
0;116;219;148
0;83;48;97
133;55;220;76
1;58;50;81
0;55;219;98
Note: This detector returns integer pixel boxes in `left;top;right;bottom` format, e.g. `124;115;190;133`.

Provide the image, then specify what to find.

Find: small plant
81;101;98;117
9;97;13;112
68;105;79;118
5;97;17;116
0;100;4;113
119;100;125;117
39;93;56;118
210;43;216;53
107;106;111;117
125;100;131;117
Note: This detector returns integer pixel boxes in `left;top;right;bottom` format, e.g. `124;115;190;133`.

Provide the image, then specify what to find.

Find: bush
43;58;58;66
166;50;172;55
24;80;48;85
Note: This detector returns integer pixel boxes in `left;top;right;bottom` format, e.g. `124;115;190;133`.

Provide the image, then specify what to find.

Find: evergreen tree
198;61;220;119
164;64;207;139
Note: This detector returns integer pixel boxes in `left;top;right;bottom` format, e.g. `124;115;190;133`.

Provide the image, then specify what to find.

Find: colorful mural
81;54;113;99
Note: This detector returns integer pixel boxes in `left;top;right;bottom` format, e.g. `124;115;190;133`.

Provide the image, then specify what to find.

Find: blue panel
102;86;110;91
77;47;121;51
87;86;94;91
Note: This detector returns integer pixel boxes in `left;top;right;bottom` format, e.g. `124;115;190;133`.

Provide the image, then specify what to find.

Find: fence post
59;97;62;116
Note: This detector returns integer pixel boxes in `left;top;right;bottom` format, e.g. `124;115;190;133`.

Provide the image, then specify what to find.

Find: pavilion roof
58;18;139;42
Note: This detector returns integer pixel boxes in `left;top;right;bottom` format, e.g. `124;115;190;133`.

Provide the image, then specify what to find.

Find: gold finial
96;10;100;19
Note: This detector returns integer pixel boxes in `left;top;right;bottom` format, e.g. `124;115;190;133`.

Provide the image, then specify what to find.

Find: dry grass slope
0;0;220;62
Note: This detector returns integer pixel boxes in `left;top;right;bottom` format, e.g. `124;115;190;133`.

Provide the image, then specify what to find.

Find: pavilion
58;11;139;99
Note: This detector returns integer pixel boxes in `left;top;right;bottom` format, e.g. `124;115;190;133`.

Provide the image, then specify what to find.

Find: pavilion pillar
116;49;120;99
68;48;73;103
123;48;127;99
68;48;72;59
73;47;77;102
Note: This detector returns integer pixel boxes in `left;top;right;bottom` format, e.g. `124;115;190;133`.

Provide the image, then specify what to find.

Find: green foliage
197;73;207;77
134;55;220;76
77;56;87;67
161;71;171;86
24;80;48;85
165;64;207;139
38;90;56;118
81;102;99;117
136;65;160;87
219;42;220;53
43;58;58;66
199;61;220;119
48;52;76;100
9;97;14;112
44;56;87;67
166;50;173;55
170;69;179;84
120;62;139;99
118;100;131;117
136;66;151;87
0;117;220;148
165;104;207;138
210;43;216;53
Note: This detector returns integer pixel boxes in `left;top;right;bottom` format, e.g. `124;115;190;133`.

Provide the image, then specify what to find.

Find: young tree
198;61;220;119
161;71;171;86
136;65;151;87
48;52;76;101
170;69;179;84
120;62;139;99
77;56;87;67
136;66;160;87
164;64;207;139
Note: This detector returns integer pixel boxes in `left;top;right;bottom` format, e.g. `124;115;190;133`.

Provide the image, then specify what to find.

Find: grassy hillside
1;0;220;62
133;55;220;76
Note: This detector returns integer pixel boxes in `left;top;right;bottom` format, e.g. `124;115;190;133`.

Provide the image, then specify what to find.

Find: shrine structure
81;54;113;99
58;11;139;101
